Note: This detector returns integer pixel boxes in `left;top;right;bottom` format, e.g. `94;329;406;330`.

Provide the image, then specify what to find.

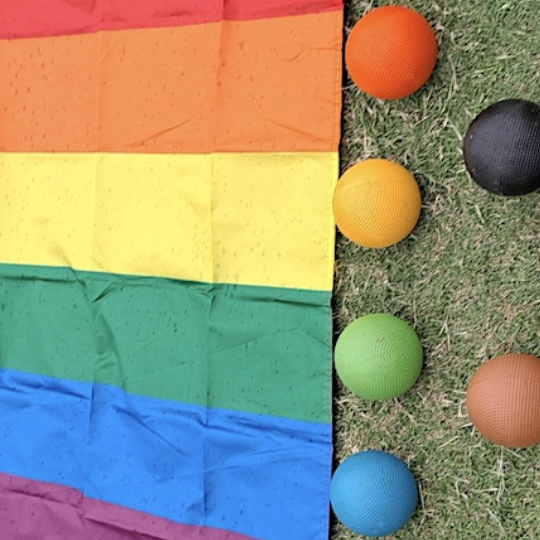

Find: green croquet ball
335;314;423;400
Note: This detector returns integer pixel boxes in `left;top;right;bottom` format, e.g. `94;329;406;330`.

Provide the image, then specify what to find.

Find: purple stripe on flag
0;472;258;540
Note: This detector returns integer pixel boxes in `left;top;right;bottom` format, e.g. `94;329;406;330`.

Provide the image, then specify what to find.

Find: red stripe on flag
0;0;343;39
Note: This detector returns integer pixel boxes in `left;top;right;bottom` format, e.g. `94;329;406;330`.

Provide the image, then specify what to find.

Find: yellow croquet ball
332;159;421;248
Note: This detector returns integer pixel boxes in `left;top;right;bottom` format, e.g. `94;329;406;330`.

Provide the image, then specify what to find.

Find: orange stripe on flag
0;12;342;153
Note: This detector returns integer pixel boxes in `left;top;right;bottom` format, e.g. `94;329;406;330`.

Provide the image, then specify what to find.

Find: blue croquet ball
330;450;418;537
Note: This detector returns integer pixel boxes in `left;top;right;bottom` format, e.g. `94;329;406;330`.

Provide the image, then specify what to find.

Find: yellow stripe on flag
0;152;337;291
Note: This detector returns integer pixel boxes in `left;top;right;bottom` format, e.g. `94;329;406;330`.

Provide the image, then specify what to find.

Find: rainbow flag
0;2;343;539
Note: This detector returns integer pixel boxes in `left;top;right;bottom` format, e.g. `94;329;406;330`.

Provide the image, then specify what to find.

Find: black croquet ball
463;99;540;196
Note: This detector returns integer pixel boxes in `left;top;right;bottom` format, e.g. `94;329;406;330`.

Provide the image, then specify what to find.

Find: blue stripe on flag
0;368;331;540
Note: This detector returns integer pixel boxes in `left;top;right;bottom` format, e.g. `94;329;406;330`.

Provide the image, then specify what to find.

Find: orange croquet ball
345;5;438;100
466;353;540;448
332;159;421;248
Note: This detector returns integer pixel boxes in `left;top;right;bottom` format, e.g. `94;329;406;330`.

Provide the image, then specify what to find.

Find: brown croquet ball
466;353;540;448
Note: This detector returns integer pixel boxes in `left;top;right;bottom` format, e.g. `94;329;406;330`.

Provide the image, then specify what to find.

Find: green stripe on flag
0;264;331;423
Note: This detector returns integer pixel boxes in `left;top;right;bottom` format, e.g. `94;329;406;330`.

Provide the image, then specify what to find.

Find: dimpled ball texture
334;313;423;400
466;353;540;448
330;450;418;538
345;5;438;100
332;159;421;249
463;99;540;196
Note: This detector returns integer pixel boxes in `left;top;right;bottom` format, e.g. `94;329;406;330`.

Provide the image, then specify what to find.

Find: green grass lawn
332;1;540;538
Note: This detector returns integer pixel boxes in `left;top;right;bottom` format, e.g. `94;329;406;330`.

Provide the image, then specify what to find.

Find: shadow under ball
463;99;540;196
